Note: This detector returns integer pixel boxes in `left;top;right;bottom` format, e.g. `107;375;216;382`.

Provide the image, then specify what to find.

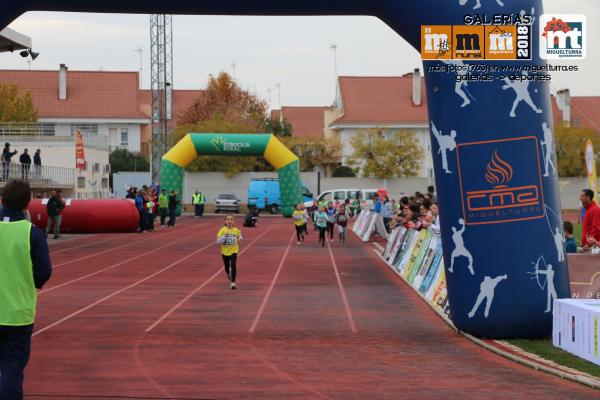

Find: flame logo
485;150;513;187
210;136;226;152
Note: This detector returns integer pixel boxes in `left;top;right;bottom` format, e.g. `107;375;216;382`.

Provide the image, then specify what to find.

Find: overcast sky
2;0;598;108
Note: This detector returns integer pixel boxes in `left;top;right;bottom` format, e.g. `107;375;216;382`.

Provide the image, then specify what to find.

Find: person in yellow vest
0;179;52;399
292;203;306;245
192;190;205;218
216;215;242;290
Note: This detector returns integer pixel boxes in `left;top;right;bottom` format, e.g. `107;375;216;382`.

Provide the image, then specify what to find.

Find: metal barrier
0;162;74;187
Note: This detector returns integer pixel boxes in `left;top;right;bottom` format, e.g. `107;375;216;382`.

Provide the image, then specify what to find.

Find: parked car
247;178;314;214
215;194;240;213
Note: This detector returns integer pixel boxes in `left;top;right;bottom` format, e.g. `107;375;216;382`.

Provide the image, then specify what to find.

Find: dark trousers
168;208;176;226
318;226;326;246
20;164;30;180
147;213;155;231
222;253;237;282
138;210;146;231
0;324;33;400
199;204;204;217
159;208;167;226
327;222;334;239
295;225;304;242
194;204;201;217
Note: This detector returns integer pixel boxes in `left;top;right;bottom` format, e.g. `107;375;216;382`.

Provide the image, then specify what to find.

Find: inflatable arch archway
161;133;303;217
1;0;568;339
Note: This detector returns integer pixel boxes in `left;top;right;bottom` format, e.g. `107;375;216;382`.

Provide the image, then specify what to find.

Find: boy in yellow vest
0;179;52;399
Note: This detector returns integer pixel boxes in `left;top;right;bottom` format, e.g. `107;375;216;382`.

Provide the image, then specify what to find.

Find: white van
317;189;379;206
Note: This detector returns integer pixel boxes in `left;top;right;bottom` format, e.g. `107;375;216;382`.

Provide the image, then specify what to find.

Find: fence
0;162;74;187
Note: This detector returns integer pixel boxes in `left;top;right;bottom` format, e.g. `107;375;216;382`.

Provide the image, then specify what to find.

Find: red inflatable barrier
28;199;140;233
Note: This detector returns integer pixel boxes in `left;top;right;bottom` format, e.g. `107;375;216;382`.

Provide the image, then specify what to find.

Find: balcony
0;162;74;189
0;123;108;151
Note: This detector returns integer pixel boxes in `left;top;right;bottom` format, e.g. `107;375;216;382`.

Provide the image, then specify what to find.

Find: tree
281;136;341;172
555;124;600;177
264;117;292;137
179;72;267;128
109;148;149;173
347;128;423;178
0;83;37;122
332;166;356;177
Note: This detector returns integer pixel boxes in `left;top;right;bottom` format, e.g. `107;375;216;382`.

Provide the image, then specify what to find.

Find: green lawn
508;338;600;377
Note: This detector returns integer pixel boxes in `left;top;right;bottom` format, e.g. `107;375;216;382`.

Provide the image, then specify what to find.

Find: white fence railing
0;162;74;187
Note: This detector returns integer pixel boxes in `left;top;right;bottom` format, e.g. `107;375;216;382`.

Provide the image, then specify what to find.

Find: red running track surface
26;216;599;399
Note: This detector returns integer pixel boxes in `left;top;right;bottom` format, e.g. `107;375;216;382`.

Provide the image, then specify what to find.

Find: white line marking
249;232;295;334
327;240;358;333
145;225;275;333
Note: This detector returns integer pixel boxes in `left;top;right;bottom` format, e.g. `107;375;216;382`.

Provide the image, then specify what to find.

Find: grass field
509;338;600;377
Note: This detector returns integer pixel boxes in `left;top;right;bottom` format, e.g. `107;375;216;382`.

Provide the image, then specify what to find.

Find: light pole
276;83;282;123
134;47;143;87
329;43;338;103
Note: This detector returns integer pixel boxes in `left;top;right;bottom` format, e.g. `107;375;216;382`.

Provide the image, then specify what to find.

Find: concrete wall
112;171;589;210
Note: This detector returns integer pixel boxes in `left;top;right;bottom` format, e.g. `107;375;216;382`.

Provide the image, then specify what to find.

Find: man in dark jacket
2;142;18;181
0;179;52;399
19;149;32;180
33;150;41;181
45;190;65;239
168;190;179;227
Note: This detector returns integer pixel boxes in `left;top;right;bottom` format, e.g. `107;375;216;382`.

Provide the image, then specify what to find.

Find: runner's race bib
224;234;237;246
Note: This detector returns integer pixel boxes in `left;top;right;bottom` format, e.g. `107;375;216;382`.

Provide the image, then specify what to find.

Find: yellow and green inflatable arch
161;133;303;217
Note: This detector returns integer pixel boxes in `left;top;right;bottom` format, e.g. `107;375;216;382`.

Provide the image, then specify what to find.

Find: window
104;164;111;174
93;163;100;173
102;178;109;189
574;117;580;128
348;190;360;200
77;177;86;188
319;192;332;202
121;129;129;145
334;191;346;201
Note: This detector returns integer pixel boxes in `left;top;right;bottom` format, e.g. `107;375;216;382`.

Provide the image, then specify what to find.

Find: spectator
400;196;410;210
580;189;600;249
19;149;32;180
33;149;41;180
382;197;393;232
192;190;205;218
45;190;65;239
563;221;577;254
0;179;52;399
158;189;168;227
135;190;146;232
168;190;179;227
373;194;382;214
243;208;259;228
428;185;437;202
2;143;18;181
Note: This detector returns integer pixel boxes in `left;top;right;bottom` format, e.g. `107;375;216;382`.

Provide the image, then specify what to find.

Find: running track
25;216;599;399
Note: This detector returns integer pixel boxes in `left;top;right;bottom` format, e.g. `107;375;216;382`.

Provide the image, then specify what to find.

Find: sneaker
297;241;301;245
230;282;237;290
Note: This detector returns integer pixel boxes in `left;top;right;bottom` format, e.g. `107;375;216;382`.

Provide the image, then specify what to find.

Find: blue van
247;178;314;214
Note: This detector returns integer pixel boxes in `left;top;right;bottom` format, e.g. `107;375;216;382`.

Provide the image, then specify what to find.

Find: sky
2;0;598;108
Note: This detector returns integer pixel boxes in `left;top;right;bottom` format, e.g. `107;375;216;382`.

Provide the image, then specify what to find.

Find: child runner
301;203;309;236
326;201;336;242
334;204;350;246
216;215;243;289
292;204;306;245
314;206;329;247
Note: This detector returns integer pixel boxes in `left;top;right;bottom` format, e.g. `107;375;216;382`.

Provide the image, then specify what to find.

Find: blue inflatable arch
1;0;567;339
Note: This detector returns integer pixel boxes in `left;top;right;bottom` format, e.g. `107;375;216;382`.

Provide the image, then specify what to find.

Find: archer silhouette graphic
468;274;508;318
501;73;543;118
459;0;504;10
541;122;557;177
431;121;457;174
449;218;474;275
529;256;558;313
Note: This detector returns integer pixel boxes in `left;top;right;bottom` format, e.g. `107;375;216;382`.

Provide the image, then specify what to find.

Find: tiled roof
333;75;428;126
271;106;331;138
0;69;148;120
139;89;203;125
551;95;600;132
